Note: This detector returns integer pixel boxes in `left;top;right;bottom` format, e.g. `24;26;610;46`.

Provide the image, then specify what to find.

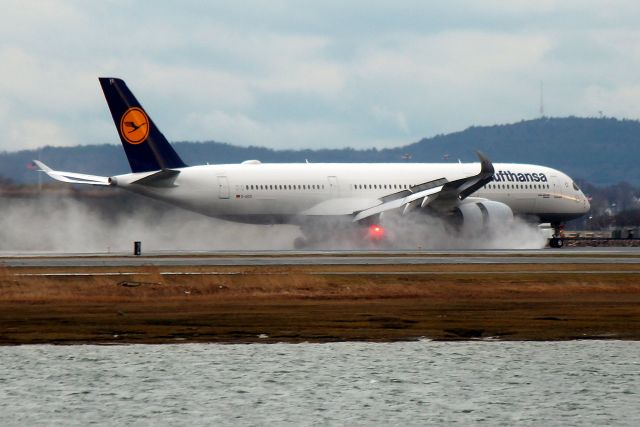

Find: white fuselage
111;162;590;225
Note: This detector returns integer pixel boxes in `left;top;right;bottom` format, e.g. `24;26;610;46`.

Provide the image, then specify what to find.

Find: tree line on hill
1;116;640;228
1;116;639;186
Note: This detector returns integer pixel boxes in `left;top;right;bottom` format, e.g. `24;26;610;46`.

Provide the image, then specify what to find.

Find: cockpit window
572;181;580;191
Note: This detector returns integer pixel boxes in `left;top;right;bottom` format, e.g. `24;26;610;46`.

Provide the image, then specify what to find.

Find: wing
33;160;111;186
353;151;494;222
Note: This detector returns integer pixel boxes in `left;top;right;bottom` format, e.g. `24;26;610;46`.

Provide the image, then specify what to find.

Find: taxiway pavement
2;248;640;268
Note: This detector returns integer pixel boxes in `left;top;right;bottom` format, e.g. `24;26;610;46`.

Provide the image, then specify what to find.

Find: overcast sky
1;0;639;152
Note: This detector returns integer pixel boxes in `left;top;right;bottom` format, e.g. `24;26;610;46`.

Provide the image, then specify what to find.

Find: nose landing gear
549;222;564;248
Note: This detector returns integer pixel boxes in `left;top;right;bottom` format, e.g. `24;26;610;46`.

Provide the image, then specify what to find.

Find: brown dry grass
1;263;640;344
2;264;639;304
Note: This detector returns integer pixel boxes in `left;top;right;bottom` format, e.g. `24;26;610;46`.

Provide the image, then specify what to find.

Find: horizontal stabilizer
33;160;110;186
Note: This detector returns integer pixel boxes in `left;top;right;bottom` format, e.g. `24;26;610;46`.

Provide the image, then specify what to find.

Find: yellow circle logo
120;107;149;144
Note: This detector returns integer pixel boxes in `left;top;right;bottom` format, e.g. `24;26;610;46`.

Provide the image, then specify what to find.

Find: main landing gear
549;222;564;248
293;222;387;249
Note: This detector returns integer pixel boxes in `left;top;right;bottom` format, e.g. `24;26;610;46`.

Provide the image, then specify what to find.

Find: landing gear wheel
549;237;564;248
548;222;565;249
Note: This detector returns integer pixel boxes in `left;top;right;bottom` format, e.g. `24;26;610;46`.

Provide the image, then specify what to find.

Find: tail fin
99;77;187;173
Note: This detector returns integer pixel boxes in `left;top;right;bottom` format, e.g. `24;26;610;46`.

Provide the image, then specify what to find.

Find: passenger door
217;176;230;199
327;176;339;196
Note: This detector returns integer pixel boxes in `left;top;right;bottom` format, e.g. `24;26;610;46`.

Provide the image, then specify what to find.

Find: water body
0;341;638;426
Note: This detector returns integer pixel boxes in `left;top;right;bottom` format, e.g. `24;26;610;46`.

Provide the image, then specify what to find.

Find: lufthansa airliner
35;78;590;248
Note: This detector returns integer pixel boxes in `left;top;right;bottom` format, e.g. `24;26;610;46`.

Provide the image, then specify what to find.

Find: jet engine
450;200;514;235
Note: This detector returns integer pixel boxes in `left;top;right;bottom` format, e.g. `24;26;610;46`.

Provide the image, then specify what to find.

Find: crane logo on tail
120;107;149;144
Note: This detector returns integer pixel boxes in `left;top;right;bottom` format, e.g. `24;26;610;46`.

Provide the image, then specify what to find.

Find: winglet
476;150;494;179
455;151;495;200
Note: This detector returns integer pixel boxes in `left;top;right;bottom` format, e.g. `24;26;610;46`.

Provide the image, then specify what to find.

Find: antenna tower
539;80;545;118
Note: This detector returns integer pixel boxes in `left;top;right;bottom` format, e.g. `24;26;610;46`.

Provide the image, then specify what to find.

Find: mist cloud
0;197;299;253
0;195;547;253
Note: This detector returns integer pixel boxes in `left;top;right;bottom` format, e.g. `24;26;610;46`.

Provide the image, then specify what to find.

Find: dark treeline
574;180;640;229
2;116;640;186
3;115;640;229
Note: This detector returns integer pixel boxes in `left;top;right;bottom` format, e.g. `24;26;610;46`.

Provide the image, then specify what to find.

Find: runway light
369;224;385;239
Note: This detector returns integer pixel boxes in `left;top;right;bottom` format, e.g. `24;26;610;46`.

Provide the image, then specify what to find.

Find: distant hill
399;117;640;185
1;117;638;185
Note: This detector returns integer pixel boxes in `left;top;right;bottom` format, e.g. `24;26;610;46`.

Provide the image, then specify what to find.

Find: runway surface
2;248;640;268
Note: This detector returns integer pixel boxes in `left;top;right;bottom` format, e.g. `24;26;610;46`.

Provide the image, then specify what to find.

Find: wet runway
2;248;640;268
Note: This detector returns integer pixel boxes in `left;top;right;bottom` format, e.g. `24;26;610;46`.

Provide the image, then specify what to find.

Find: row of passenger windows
483;183;550;190
245;182;550;192
247;184;325;190
353;184;412;190
246;184;413;191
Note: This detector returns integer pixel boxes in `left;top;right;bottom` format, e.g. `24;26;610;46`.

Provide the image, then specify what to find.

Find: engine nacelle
451;200;514;235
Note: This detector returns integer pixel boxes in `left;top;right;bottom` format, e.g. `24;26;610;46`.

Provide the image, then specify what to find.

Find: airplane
34;77;590;249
